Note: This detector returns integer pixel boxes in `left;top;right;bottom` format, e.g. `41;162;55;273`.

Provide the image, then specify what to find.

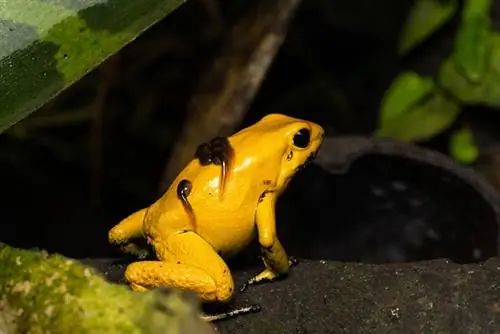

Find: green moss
0;243;213;334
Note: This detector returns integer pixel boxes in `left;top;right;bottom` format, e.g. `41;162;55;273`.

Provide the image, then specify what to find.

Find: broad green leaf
399;0;457;55
452;0;492;83
376;91;461;142
439;34;500;106
0;0;186;134
379;71;435;130
449;127;479;164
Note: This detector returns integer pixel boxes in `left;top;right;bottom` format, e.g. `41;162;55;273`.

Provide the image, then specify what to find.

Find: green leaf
449;127;479;164
379;71;435;130
376;90;461;142
452;0;492;83
0;0;186;134
398;0;457;55
439;33;500;106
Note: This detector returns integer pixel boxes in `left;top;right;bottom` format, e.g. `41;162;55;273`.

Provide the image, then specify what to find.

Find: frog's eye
293;128;310;148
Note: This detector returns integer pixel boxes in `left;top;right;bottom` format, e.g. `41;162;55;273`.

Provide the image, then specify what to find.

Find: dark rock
82;256;500;334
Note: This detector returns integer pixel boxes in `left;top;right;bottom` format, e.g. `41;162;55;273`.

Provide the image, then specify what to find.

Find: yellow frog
108;113;325;304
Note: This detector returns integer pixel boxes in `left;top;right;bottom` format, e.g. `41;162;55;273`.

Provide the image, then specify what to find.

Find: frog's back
160;114;303;215
146;146;263;225
180;145;265;214
144;153;259;255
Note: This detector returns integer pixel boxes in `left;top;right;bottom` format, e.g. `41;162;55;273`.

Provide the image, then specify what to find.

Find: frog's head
248;113;325;193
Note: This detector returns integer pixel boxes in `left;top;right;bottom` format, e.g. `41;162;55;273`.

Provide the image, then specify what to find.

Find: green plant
376;0;496;165
0;0;185;134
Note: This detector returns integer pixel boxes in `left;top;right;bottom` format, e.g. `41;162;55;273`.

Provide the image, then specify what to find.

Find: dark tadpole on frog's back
194;136;234;200
177;179;196;228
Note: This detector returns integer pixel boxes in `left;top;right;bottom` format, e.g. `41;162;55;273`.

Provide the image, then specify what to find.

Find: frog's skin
108;113;325;303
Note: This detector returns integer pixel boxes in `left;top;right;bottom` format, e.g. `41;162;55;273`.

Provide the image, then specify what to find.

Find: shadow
244;0;417;134
276;137;499;264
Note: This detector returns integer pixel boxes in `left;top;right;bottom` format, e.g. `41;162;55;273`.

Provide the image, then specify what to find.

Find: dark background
2;0;500;263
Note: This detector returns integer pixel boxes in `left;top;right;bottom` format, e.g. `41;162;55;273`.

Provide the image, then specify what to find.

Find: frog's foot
125;260;230;302
201;304;262;322
124;231;235;303
239;268;278;293
130;282;149;292
240;256;298;293
288;256;299;267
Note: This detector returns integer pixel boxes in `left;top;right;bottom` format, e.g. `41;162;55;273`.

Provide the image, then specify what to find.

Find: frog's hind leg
124;230;235;303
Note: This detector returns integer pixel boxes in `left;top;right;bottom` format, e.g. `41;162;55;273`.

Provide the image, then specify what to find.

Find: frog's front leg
241;193;295;291
109;208;151;258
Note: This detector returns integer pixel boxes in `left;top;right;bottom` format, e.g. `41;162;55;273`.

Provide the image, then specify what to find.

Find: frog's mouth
295;149;319;173
281;149;319;190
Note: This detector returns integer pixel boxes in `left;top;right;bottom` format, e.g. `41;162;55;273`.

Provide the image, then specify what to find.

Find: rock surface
84;256;500;334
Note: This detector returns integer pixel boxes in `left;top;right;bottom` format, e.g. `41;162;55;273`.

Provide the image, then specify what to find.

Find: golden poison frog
109;113;325;307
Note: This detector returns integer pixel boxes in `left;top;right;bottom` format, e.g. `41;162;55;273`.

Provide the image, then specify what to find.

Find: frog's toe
130;283;149;292
201;304;262;322
239;269;277;293
239;282;249;293
288;256;299;267
239;279;255;293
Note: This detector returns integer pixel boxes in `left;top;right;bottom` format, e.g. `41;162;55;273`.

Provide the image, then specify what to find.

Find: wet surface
82;256;500;334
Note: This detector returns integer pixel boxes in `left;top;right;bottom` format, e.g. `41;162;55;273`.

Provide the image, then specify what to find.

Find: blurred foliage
398;0;458;55
439;34;500;106
453;0;491;83
376;71;460;142
0;0;185;134
449;127;479;164
377;0;496;165
377;71;435;133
